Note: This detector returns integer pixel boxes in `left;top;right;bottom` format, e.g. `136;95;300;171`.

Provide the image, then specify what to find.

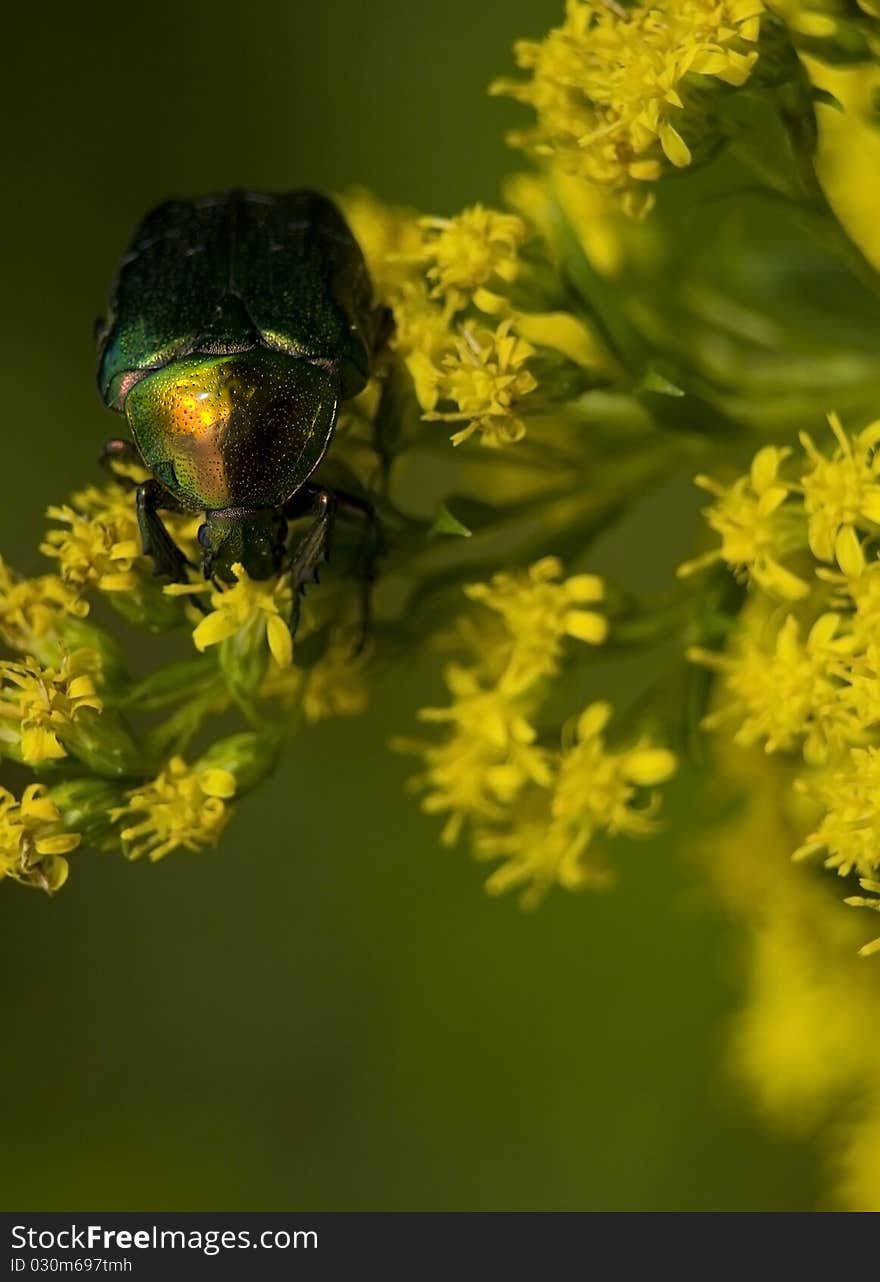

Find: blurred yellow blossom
338;187;423;299
302;632;371;723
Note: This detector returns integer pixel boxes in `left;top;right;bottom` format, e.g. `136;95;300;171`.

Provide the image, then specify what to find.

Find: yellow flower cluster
341;190;589;448
683;415;880;952
491;0;763;216
399;557;676;906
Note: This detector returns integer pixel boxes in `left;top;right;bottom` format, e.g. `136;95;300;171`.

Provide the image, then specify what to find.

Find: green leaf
638;367;686;398
429;503;473;539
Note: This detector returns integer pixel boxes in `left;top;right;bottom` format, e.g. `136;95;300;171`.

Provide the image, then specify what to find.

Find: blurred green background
0;0;823;1210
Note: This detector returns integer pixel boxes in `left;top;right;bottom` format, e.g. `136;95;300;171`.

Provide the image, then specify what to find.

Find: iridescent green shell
96;190;381;512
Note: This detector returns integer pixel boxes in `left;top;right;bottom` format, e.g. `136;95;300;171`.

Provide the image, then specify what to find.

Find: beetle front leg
284;486;337;586
136;480;192;583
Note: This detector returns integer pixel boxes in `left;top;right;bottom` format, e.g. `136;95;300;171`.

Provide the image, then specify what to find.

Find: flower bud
196;730;284;794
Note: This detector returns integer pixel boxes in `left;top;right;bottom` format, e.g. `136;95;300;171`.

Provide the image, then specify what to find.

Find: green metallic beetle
96;189;389;590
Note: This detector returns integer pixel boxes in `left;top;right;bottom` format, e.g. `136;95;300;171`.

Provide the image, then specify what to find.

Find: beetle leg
283;487;384;646
99;438;145;488
136;480;192;584
284;486;337;585
283;486;338;635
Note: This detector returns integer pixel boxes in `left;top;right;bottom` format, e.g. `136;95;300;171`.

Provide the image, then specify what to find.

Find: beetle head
199;508;288;582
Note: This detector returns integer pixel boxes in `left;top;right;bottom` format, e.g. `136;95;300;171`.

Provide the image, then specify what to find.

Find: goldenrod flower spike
113;756;237;863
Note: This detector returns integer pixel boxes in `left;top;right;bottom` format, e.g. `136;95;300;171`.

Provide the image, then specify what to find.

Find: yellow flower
0;652;102;765
0;783;80;891
417;205;526;312
40;482;143;594
302;632;371;722
422;319;538;446
491;0;763;215
795;745;880;877
689;611;853;763
844;879;880;957
168;563;294;669
396;664;552;845
0;557;87;652
112;756;236;862
678;445;810;600
799;413;880;562
465;556;607;693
